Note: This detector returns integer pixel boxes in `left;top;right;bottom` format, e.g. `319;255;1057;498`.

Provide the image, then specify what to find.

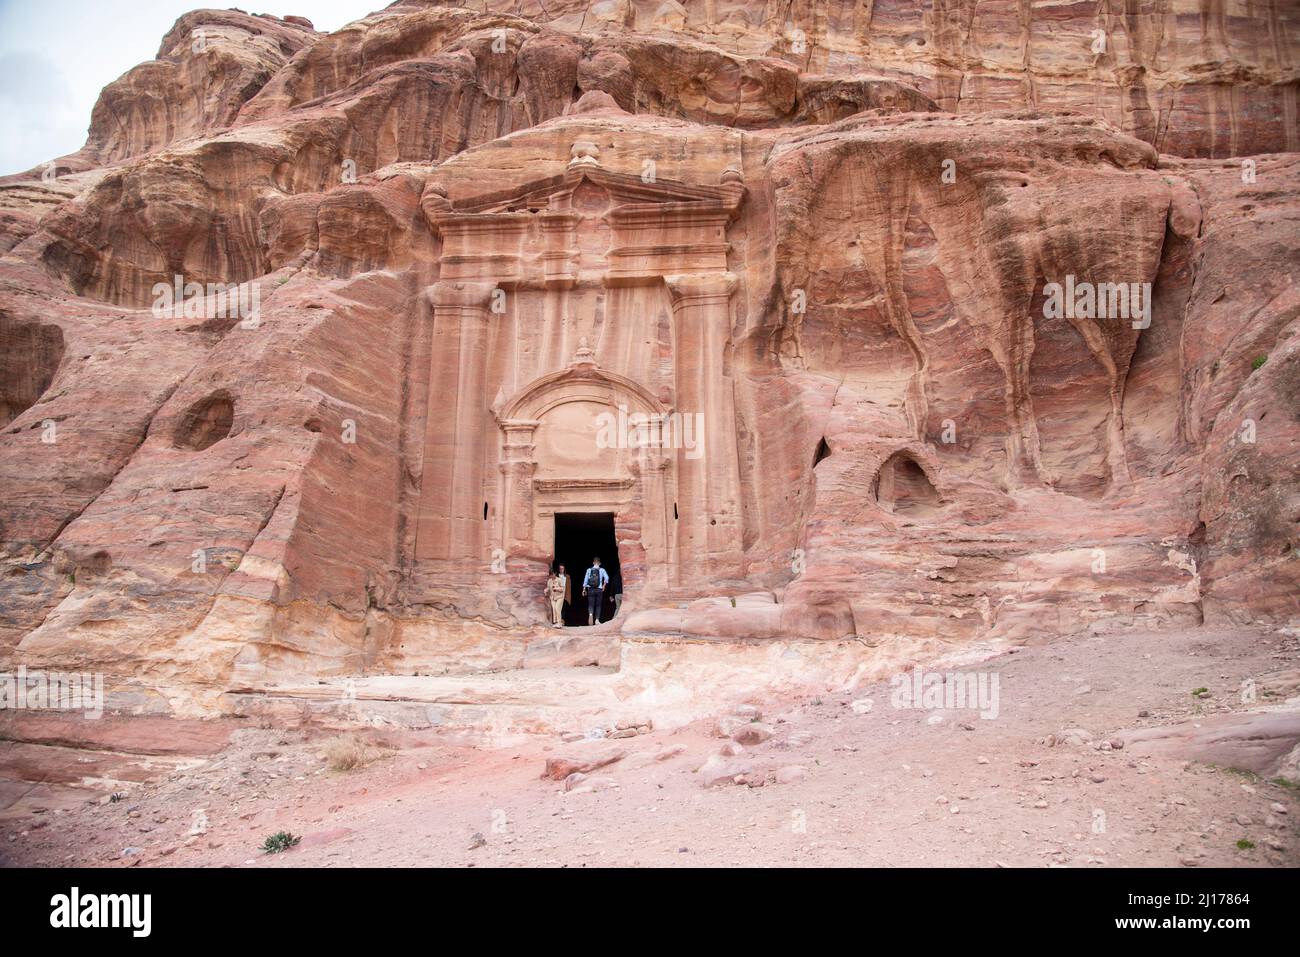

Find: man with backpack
581;557;609;626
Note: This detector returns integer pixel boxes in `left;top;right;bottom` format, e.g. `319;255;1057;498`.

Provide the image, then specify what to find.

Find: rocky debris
541;749;627;781
774;766;807;785
617;727;652;740
694;722;812;788
1049;729;1095;748
695;751;752;788
731;723;773;746
714;704;773;743
2;627;1296;869
712;716;748;739
565;774;619;794
583;719;653;741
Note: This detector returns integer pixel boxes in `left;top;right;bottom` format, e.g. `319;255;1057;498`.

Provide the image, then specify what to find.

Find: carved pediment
423;158;744;233
424;144;744;285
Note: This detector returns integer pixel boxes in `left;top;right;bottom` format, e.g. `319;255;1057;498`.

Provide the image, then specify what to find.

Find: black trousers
586;588;603;620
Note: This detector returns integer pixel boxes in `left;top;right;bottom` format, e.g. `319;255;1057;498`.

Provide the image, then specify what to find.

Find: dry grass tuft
321;733;386;772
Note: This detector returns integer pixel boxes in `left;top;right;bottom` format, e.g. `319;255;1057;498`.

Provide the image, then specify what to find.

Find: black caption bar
3;867;1281;943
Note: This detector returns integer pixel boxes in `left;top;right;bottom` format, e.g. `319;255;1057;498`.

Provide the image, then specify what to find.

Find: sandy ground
2;625;1297;868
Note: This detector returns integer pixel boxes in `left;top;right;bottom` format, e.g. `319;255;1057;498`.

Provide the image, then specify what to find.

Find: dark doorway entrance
553;512;621;625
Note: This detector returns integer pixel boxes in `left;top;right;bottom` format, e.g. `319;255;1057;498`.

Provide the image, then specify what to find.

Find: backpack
585;567;603;590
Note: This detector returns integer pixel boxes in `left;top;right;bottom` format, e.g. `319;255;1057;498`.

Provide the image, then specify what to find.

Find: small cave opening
812;437;831;468
874;451;942;516
0;316;65;430
174;391;235;451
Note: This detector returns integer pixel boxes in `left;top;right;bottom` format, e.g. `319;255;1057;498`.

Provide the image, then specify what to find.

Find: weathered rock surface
1121;711;1300;777
383;0;1300;158
0;3;1296;714
85;10;320;166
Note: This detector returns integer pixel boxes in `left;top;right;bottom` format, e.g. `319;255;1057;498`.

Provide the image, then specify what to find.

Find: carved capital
426;280;497;311
663;272;738;309
499;418;541;446
420;180;452;233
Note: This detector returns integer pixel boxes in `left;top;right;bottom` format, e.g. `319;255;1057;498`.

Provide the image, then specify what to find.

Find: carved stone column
499;419;539;554
637;447;674;593
416;280;495;561
665;272;741;580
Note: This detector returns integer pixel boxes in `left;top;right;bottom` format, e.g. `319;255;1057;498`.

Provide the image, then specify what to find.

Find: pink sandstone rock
0;3;1295;716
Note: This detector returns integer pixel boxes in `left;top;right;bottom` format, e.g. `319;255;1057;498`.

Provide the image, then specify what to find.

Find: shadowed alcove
0;316;65;429
554;512;621;625
174;391;235;451
875;451;942;516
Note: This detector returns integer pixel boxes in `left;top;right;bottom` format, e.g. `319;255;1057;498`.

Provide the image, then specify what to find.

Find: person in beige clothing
545;564;571;626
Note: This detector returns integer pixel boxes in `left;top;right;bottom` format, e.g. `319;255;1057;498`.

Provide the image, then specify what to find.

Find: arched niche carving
494;350;673;560
498;355;666;425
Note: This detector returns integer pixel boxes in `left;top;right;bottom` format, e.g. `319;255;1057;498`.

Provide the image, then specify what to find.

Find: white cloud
0;1;375;175
0;50;83;174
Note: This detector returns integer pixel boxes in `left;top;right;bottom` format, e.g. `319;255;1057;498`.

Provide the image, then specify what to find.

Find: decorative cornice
534;477;635;492
424;164;745;232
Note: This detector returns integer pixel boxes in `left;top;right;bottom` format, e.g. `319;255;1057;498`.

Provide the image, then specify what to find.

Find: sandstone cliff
0;2;1295;714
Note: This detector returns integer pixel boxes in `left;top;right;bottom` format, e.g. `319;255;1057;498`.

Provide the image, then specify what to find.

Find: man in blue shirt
581;557;609;625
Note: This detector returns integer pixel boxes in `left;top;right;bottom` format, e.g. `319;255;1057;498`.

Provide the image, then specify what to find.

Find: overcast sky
0;1;377;175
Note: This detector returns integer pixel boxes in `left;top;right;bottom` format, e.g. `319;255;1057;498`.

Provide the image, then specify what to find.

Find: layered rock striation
0;2;1295;712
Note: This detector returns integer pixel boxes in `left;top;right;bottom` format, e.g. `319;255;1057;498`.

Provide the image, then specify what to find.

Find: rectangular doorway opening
554;512;620;626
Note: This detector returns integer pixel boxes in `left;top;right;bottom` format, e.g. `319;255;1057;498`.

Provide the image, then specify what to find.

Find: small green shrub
1251;355;1267;370
262;831;300;854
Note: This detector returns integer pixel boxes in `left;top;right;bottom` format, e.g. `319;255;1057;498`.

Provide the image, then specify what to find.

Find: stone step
222;667;632;745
